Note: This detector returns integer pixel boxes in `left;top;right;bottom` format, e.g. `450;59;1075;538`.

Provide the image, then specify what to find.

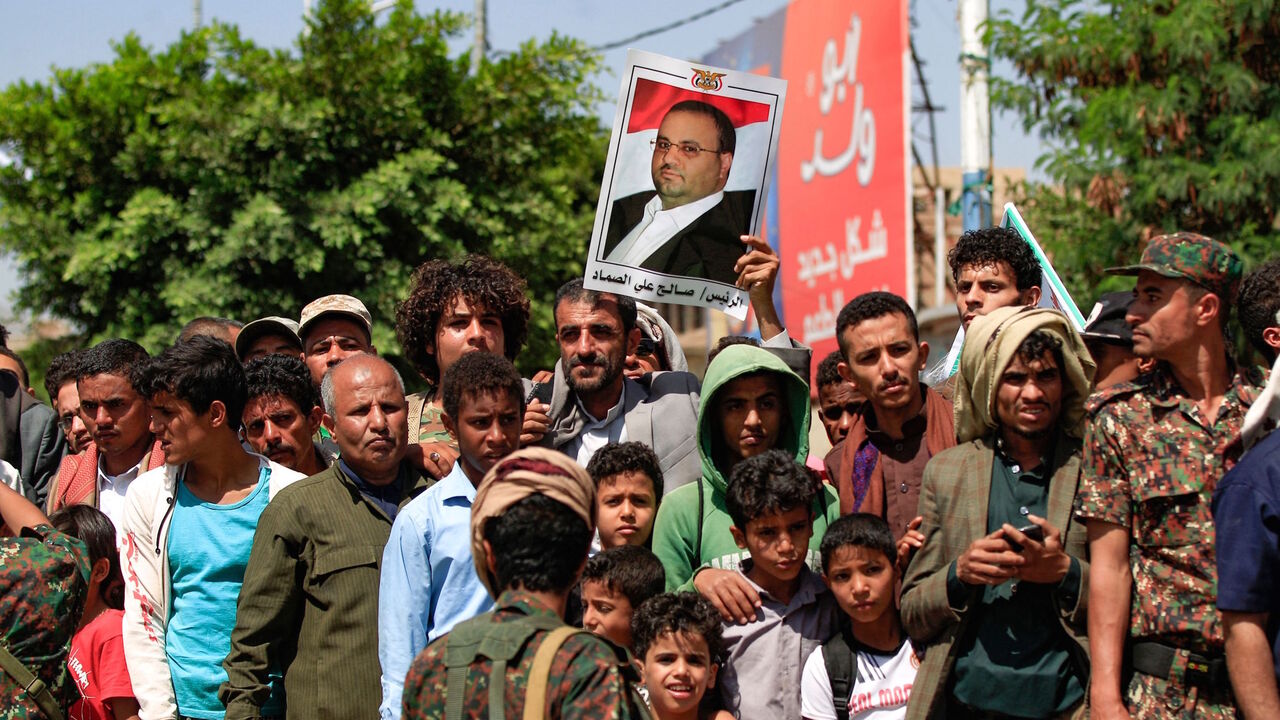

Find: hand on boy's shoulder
405;441;458;479
693;567;761;624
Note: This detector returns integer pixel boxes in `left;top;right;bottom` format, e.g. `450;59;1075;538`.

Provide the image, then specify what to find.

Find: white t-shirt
800;637;918;720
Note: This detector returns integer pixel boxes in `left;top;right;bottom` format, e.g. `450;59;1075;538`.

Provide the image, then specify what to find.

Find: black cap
1081;291;1134;346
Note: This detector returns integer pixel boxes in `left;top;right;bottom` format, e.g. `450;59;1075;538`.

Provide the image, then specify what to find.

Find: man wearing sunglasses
601;99;754;286
623;302;689;380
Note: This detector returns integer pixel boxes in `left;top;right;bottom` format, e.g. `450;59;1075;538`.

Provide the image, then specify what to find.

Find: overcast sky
0;0;1037;327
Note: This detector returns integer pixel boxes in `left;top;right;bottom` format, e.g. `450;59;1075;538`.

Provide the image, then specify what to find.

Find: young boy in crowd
581;544;666;652
378;351;524;720
801;514;917;720
718;449;839;719
652;344;839;616
815;350;863;448
51;504;139;720
588;441;664;550
631;593;734;720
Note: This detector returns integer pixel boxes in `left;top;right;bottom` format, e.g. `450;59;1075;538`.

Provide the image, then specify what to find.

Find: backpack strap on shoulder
444;660;467;720
441;611;571;720
0;646;63;720
823;625;856;720
523;626;583;720
488;658;508;720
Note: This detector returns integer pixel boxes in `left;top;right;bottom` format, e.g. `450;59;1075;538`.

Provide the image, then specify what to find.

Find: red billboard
778;0;910;370
703;0;911;383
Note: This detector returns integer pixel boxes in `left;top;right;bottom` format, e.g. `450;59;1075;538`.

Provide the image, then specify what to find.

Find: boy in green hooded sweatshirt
651;343;840;623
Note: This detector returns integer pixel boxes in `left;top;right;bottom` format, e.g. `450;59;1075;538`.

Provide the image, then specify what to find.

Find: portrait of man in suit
601;99;755;286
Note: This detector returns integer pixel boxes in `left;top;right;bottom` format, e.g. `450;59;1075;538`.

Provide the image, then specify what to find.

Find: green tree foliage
988;0;1280;302
0;0;605;379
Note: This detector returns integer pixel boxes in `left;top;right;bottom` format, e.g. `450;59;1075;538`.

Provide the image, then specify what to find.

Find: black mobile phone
527;381;553;405
1007;522;1044;552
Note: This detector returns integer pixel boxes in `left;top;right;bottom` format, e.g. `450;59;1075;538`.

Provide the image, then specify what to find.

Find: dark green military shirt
221;461;433;720
402;590;647;720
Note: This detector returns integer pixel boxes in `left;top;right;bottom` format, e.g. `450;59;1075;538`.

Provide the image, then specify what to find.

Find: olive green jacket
221;460;433;720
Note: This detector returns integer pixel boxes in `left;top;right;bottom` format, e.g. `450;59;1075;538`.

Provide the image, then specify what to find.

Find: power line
590;0;751;53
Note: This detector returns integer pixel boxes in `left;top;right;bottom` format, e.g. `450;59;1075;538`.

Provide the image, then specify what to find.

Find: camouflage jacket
1076;362;1263;653
408;388;455;446
0;524;90;719
401;589;647;720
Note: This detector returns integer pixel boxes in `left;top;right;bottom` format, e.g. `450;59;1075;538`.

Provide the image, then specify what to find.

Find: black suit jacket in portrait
601;189;756;286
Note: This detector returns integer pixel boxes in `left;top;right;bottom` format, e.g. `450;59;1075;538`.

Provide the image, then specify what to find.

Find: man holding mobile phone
901;306;1096;719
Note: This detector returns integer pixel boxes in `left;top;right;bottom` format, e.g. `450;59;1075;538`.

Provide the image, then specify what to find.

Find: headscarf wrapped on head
955;306;1097;443
470;447;595;598
635;302;689;372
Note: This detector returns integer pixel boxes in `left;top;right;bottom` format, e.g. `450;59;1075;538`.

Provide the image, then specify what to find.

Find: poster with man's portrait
584;49;787;320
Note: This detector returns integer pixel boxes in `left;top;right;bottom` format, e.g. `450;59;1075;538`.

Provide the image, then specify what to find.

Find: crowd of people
1;226;1279;720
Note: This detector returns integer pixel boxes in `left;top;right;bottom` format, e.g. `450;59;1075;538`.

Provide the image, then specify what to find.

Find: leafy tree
988;0;1280;305
0;0;605;382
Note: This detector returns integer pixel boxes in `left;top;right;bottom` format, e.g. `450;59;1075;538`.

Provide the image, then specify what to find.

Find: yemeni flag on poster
585;50;786;319
927;203;1086;382
607;79;776;201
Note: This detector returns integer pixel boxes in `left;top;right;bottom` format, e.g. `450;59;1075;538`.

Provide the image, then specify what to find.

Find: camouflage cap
235;316;302;360
1105;232;1243;302
298;294;373;340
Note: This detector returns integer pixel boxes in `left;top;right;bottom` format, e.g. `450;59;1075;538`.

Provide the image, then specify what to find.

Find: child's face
823;545;897;627
730;506;813;585
445;389;521;482
642;630;719;719
596;471;658;548
581;579;634;649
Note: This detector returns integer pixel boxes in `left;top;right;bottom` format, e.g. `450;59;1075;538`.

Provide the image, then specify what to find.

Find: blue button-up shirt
377;463;494;720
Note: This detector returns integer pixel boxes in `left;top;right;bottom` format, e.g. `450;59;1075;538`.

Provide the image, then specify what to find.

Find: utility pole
472;0;487;76
958;0;991;231
193;0;202;29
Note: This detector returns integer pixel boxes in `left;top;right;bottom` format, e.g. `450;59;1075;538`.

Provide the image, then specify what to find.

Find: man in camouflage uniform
1077;233;1261;719
0;480;90;719
401;447;646;719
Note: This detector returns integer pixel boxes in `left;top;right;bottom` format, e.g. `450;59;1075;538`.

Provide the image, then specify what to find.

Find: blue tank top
166;466;285;718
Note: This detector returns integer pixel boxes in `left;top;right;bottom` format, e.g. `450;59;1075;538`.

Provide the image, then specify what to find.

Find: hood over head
697;343;811;493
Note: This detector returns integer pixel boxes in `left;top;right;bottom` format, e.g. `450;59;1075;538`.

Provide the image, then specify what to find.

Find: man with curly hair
395;255;533;478
1239;255;1280;364
241;355;333;477
948;226;1042;332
